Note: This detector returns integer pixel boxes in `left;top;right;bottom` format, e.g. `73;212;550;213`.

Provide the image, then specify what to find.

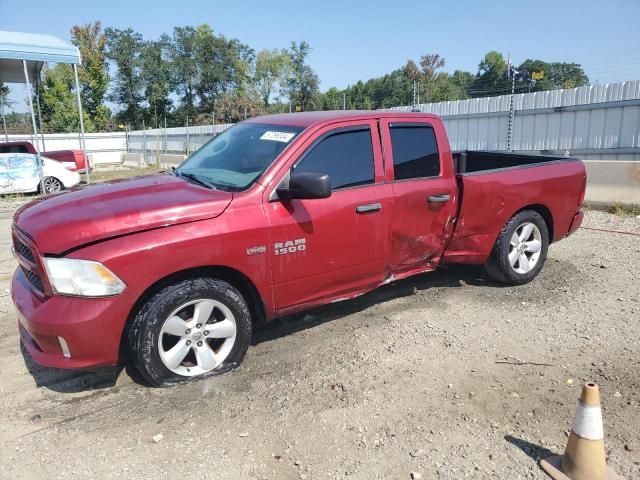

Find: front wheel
128;277;252;386
484;210;549;285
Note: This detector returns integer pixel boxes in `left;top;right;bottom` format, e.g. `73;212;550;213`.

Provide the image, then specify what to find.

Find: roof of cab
244;110;439;128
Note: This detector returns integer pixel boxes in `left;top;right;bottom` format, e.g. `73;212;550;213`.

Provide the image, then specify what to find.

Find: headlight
43;257;126;297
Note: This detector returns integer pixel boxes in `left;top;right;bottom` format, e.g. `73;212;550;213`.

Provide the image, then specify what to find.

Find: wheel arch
119;265;266;359
512;204;554;242
38;176;64;193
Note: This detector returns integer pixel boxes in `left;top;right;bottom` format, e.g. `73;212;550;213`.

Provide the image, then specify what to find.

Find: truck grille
21;266;44;293
13;236;35;263
13;226;47;296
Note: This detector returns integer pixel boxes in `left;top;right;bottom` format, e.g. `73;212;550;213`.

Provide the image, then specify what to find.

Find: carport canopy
0;30;89;184
0;31;80;83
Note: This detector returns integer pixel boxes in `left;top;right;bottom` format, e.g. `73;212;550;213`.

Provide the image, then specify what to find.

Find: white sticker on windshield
260;131;295;143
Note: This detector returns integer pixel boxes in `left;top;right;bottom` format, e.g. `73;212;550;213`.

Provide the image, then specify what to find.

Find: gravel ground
0;201;638;480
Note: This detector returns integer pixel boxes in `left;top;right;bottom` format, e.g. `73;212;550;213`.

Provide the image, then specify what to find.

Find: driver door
264;120;391;312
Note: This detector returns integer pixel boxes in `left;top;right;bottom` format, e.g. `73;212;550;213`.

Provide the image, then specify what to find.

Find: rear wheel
484;210;549;285
128;277;252;386
42;176;63;194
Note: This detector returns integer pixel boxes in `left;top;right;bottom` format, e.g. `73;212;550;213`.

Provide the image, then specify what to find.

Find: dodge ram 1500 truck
11;111;586;386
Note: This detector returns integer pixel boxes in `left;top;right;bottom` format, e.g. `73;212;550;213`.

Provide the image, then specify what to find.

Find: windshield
177;123;304;191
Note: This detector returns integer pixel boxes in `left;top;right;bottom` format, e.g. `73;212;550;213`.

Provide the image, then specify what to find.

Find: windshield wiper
178;171;217;190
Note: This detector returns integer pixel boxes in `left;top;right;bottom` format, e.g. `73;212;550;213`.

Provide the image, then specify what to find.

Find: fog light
57;336;71;358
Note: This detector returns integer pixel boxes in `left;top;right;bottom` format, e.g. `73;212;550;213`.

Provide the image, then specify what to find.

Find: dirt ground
0;199;638;480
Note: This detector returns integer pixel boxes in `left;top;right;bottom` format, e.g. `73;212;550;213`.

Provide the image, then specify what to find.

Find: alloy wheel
158;299;237;376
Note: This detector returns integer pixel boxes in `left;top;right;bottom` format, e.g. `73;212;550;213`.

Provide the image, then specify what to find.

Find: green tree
141;35;174;126
321;87;343;110
193;24;254;112
450;70;474;99
170;26;198;117
419;53;446;102
39;64;93;132
472;51;509;97
105;27;144;126
517;59;589;91
287;41;320;111
70;22;109;130
253;49;291;107
213;91;263;123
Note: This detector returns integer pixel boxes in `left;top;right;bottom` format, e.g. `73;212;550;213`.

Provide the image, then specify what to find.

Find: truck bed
443;151;586;265
453;150;571;174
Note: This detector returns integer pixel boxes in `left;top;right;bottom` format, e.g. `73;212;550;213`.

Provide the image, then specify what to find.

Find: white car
0;153;81;195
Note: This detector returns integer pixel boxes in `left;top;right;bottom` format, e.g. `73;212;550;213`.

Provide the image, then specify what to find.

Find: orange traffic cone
540;383;622;480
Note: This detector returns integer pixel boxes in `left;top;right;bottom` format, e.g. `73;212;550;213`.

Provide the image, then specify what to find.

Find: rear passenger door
380;119;458;274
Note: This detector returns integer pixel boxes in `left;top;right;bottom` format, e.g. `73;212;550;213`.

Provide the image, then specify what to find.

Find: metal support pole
23;60;45;194
1;104;8;142
73;64;90;184
507;70;516;151
35;77;46;151
164;116;168;153
142;119;147;166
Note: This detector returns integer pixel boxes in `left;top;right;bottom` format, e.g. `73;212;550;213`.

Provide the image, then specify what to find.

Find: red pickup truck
0;141;89;173
11;111;585;386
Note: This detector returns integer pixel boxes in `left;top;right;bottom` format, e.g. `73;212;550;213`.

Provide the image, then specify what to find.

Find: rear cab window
293;127;374;190
0;145;29;154
389;124;440;180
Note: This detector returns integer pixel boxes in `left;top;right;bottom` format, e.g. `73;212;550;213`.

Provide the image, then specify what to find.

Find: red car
11;111;586;386
0;141;90;173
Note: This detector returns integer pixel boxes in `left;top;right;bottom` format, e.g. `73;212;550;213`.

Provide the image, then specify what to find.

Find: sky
2;0;640;112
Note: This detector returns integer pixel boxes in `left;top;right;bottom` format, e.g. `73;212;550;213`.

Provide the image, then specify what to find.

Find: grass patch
607;203;640;218
87;167;164;184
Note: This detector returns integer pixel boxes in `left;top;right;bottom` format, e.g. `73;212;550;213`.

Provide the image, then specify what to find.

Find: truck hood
14;173;233;254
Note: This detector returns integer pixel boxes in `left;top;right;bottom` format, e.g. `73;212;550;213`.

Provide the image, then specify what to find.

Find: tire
484;210;549;285
41;177;64;194
128;277;252;387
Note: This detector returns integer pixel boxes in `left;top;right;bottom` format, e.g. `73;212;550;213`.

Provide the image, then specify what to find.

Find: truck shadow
252;264;504;345
20;342;128;393
19;264;504;392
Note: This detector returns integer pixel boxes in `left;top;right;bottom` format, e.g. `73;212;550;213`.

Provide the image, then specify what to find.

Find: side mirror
277;171;331;200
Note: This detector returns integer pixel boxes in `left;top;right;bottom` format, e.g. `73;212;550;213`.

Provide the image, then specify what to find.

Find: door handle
356;202;382;214
427;194;450;204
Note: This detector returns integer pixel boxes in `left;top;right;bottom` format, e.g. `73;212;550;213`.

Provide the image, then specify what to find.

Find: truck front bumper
11;267;134;369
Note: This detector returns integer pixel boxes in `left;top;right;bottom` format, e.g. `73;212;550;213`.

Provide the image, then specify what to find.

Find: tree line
0;21;589;133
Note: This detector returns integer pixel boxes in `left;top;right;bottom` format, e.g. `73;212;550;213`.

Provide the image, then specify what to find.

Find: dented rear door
380;118;458;275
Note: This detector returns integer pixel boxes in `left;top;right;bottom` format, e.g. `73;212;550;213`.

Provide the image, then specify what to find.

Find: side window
390;125;440;180
294;128;374;190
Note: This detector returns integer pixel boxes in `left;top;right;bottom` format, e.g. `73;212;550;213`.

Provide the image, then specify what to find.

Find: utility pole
412;81;417;107
507;57;517;152
417;82;420;105
343;92;346;110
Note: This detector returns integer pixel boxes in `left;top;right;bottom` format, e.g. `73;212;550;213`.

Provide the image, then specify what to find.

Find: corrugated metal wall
389;80;640;161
